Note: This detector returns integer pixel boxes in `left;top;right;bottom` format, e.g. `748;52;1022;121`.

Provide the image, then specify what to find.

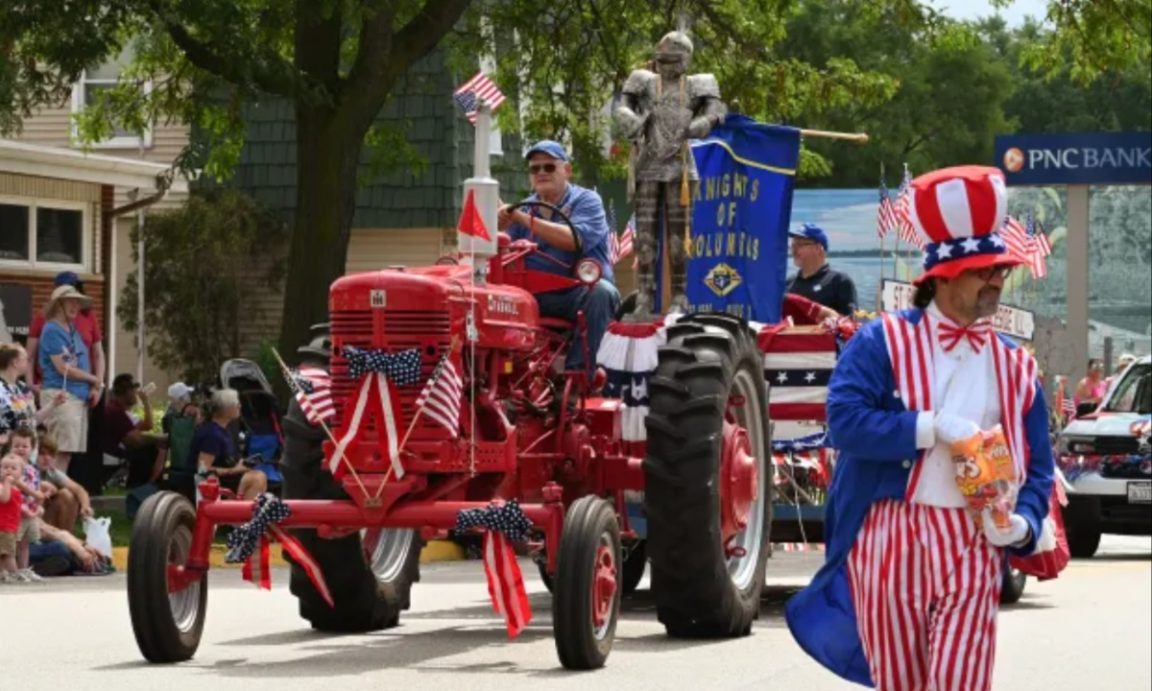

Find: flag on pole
876;178;896;239
608;211;636;266
1033;216;1053;256
453;71;506;124
1024;212;1049;278
1001;216;1030;261
893;166;921;247
290;366;335;425
458;188;490;240
414;351;463;436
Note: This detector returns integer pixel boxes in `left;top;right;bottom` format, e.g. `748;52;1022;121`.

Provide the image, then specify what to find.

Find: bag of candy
950;425;1017;526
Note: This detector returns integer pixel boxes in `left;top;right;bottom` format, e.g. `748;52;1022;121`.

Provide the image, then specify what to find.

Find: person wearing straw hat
37;285;102;475
786;166;1056;690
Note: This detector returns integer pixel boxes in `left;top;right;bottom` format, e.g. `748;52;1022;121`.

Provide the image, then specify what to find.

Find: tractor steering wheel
507;200;583;271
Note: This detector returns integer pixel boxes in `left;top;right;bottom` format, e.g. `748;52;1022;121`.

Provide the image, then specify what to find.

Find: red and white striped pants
848;500;1003;691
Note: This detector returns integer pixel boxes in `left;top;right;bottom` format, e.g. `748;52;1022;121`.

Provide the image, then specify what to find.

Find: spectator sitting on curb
162;382;200;435
31;518;110;577
36;435;93;532
103;374;168;489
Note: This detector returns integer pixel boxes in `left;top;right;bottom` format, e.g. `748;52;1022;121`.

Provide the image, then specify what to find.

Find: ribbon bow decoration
225;494;334;606
938;319;992;353
455;500;534;638
343;346;422;384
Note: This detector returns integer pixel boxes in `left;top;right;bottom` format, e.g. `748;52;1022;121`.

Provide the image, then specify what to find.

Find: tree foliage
119;189;289;383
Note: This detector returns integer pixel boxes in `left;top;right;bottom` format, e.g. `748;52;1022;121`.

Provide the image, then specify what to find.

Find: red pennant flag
482;531;532;638
458;189;490;241
242;536;273;591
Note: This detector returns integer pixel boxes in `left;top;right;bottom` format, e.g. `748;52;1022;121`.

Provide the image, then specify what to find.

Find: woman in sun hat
37;285;103;475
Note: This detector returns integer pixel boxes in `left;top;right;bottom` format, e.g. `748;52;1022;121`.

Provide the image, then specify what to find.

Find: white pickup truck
1056;355;1152;557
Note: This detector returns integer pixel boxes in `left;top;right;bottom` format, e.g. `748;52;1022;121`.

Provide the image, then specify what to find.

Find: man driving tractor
497;139;620;370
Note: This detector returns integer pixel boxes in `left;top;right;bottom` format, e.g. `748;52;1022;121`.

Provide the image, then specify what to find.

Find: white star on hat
804;371;817;383
936;242;954;260
776;371;788;384
960;237;982;254
988;234;1005;249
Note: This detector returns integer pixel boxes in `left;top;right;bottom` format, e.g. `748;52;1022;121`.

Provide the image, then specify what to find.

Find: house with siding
1;139;187;390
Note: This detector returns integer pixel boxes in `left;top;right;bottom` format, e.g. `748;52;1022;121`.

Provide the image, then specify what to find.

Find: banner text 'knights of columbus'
686;116;801;324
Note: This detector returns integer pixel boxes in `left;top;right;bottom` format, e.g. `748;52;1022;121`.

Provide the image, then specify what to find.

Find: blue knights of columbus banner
686;116;801;323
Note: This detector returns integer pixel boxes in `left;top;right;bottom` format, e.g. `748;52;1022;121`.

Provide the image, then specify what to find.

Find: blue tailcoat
784;309;1054;687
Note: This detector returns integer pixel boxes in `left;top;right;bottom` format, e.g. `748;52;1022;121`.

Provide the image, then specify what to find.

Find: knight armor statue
614;30;726;318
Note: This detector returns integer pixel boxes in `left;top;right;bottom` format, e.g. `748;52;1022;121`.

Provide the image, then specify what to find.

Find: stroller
219;359;285;492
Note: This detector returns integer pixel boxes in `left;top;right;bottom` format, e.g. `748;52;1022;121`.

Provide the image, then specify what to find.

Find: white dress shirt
911;302;1002;508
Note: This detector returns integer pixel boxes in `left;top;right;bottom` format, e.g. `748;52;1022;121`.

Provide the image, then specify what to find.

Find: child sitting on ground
0;453;23;583
8;426;49;583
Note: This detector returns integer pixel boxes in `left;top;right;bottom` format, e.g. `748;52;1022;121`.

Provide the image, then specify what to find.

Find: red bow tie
938;319;992;353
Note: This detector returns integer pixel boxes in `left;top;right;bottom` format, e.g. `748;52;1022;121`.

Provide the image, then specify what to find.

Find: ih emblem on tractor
704;263;743;298
370;289;387;308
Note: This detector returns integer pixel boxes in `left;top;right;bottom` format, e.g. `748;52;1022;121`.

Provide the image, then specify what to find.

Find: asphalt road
3;535;1149;691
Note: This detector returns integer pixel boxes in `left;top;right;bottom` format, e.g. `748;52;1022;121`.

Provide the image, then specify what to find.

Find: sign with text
994;132;1152;186
881;279;1035;341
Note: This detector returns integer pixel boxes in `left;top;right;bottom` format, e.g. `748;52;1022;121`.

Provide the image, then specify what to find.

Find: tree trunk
277;105;365;357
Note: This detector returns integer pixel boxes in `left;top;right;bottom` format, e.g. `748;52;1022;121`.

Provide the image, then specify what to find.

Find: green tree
776;2;1014;185
119;189;289;383
1;0;470;355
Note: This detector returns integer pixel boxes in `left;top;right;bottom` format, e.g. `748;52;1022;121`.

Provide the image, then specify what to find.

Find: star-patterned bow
343;346;422;384
226;493;292;563
455;499;534;542
938;319;992;353
455;500;534;638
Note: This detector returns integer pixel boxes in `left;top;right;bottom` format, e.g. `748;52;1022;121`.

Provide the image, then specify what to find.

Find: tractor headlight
576;259;602;285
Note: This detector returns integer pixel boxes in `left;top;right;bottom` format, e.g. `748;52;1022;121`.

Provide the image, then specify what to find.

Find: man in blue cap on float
787;222;857;317
497;139;620;371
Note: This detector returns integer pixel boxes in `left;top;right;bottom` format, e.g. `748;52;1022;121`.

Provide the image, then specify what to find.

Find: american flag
414;351;463;436
893;166;921;247
453;71;506;124
290;366;335;426
1026;213;1051;278
876;178;896;239
1001;215;1031;261
607;208;635;266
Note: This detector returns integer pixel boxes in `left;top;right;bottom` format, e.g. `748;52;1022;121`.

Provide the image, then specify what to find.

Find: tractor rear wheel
644;313;772;638
281;361;421;632
553;496;622;670
127;491;207;663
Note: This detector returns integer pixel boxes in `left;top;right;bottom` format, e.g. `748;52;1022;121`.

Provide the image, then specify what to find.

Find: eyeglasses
971;265;1015;281
529;163;557;175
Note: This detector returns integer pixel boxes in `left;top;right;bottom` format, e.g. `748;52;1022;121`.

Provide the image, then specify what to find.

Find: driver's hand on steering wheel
497;201;515;231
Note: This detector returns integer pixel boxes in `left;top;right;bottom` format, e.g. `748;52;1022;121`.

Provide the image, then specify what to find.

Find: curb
110;539;465;572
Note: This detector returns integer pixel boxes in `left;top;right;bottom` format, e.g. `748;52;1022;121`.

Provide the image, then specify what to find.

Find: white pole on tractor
459;101;499;284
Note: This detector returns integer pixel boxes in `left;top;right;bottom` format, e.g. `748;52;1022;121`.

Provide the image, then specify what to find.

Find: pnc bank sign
994;132;1152;186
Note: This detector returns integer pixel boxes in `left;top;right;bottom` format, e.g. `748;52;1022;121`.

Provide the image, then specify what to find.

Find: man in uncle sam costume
786;165;1059;690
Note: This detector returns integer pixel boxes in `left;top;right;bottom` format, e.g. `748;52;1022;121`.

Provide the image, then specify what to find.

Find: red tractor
127;201;772;670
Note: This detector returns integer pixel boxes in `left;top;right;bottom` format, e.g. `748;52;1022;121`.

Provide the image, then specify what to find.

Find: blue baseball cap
789;223;829;251
54;271;81;287
524;140;569;162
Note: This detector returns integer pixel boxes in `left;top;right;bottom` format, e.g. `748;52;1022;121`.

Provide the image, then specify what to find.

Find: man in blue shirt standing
498;140;620;370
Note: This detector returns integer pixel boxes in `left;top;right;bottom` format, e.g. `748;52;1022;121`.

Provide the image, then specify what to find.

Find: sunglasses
529;163;558;175
970;265;1015;281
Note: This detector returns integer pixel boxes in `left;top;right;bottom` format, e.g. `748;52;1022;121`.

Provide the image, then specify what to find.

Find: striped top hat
908;165;1026;284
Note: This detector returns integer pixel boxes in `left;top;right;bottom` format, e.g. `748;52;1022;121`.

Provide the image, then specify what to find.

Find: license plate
1128;481;1152;504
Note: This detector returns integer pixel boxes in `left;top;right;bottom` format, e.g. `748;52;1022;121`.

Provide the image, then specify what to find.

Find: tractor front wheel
127;491;207;663
281;373;422;632
553;496;622;670
644;313;772;638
